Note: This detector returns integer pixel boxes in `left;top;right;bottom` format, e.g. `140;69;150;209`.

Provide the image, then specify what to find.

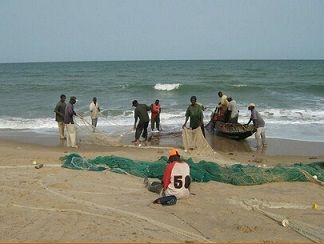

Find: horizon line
1;58;324;65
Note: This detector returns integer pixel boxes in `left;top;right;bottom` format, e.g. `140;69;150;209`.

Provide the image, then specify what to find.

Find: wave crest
154;83;181;91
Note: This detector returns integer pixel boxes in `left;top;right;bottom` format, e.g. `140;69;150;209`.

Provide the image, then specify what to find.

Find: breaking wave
154;83;181;91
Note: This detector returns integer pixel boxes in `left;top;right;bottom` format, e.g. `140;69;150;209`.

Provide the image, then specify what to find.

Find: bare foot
132;139;140;144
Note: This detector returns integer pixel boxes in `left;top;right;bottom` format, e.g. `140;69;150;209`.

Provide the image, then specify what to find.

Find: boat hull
207;121;256;140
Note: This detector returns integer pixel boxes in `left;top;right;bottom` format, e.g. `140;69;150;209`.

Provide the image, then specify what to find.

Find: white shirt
89;102;100;119
228;100;238;119
164;161;191;199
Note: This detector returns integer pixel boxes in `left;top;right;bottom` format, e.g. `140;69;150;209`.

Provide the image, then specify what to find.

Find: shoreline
1;129;324;167
1;128;324;157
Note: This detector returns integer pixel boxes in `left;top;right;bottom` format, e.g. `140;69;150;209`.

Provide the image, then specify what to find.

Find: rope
299;169;324;186
39;179;211;242
254;207;324;243
0;164;61;169
229;198;324;243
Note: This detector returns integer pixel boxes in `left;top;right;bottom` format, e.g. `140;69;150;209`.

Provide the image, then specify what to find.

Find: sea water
0;60;323;142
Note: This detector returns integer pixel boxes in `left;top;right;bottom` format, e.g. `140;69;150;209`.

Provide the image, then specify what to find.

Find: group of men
54;95;101;148
55;91;266;150
55;95;188;203
132;99;161;145
216;91;266;149
215;91;239;124
54;95;78;148
54;93;265;203
179;91;266;149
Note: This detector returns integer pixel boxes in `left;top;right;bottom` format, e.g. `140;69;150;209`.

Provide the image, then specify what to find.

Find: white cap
248;103;255;108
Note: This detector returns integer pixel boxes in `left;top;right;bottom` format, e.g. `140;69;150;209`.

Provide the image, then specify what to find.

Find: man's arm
182;107;190;128
246;111;256;125
162;162;175;190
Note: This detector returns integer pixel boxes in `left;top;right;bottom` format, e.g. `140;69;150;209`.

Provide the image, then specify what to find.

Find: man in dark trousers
54;94;66;140
132;100;150;144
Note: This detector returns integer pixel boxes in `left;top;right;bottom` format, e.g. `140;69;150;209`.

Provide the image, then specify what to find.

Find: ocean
0;60;324;142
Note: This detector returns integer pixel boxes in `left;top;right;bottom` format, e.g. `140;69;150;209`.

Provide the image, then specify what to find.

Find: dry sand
0;132;324;242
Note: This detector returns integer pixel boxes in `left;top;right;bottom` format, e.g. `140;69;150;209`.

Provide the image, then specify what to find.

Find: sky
1;0;324;63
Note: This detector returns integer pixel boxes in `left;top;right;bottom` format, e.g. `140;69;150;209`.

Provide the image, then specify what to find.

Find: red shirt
151;103;160;119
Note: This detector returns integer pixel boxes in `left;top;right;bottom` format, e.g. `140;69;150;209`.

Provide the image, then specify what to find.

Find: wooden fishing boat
206;120;256;140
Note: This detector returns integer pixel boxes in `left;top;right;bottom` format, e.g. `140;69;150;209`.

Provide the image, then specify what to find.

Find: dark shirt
64;102;75;124
134;104;150;123
185;104;203;129
54;101;66;122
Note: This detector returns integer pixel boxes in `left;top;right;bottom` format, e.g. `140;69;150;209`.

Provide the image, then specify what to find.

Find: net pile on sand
74;115;122;147
182;127;227;163
74;115;228;163
62;153;324;185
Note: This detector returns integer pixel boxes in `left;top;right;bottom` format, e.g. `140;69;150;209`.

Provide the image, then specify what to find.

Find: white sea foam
154;83;181;91
0;117;57;130
231;84;248;87
1;108;324;130
1;107;324;142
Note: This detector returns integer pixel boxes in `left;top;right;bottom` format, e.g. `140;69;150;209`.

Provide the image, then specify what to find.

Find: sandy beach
0;130;324;243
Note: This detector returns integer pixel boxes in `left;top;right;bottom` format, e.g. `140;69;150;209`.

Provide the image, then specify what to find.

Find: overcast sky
1;0;323;63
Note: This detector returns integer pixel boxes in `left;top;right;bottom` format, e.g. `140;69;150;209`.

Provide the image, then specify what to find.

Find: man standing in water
132;100;150;144
182;96;205;137
246;103;266;149
89;97;100;132
226;96;239;123
216;91;229;121
150;99;161;131
54;94;66;140
64;96;78;148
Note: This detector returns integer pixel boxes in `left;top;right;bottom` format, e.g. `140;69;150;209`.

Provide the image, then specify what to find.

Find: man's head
227;96;232;102
190;96;197;105
248;103;255;110
70;96;77;104
60;94;66;102
218;91;223;97
155;99;159;105
132;100;138;107
168;148;180;162
93;97;97;102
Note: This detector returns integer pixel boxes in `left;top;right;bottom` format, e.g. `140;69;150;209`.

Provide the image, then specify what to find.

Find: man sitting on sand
145;148;191;199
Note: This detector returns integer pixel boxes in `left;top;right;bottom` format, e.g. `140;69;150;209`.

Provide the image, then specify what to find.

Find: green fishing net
61;153;324;186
